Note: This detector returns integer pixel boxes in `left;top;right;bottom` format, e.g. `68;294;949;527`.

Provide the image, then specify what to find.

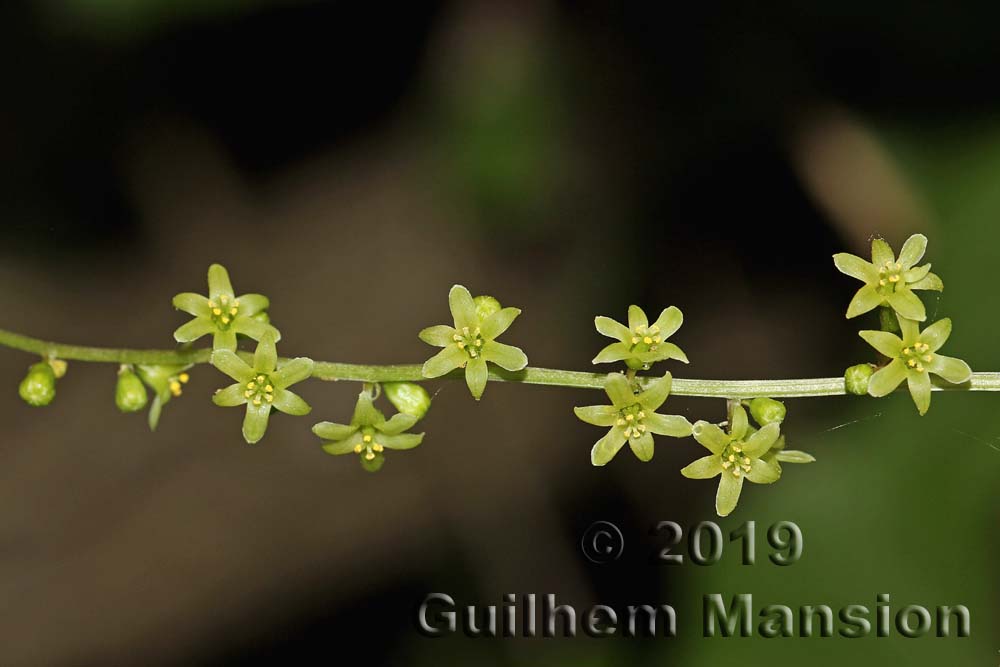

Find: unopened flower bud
115;366;149;413
19;362;56;407
473;295;502;322
749;397;786;425
845;363;875;395
383;382;432;420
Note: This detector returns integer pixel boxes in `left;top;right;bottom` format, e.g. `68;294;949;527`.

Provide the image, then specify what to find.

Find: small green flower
681;406;782;517
136;363;192;431
575;372;692;466
592;305;688;370
172;264;280;352
115;365;148;413
18;361;58;407
833;234;943;321
860;315;972;415
210;333;313;443
419;285;528;400
313;389;425;472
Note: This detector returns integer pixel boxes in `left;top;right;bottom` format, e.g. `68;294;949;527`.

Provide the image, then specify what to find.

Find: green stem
2;326;998;398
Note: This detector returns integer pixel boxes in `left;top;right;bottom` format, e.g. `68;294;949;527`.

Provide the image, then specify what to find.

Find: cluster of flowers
14;233;970;516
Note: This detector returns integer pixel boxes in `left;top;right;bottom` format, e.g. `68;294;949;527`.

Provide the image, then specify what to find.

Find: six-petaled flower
575;372;692;465
313;389;424;472
173;263;281;352
210;333;313;443
592;305;688;370
419;285;528;400
680;405;782;516
833;234;943;322
860;315;972;415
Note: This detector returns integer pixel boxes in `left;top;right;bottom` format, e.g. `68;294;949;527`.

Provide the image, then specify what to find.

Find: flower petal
465;356;489;399
253;334;278;372
730;405;749;440
603;373;636;408
233;318;281;343
312;421;357;441
644;412;692;437
867;359;907;397
919;317;952;352
212;383;248;407
656;342;689;364
746;458;781;484
351;391;382;427
592;342;632;364
681;455;723;479
242;403;271;444
846;284;884;318
898;315;920;344
743;422;780;457
448;285;477;330
629;432;655;462
210;350;255;383
480;307;521;339
236;294;269;316
906;370;932;416
775;450;816;464
208;264;235;299
692;421;729;454
594;316;630;341
887;287;926;321
627;305;648;331
482;340;527;371
716;472;745;517
173;292;211;317
173;318;215;343
897;233;927;268
870;238;894;265
833;253;878;282
651;306;684;339
859;329;904;358
928;354;971;385
909;272;943;292
377;413;418;435
271;357;314;387
591;427;627;466
213;329;238;352
422;345;466;378
378;433;424;450
903;263;931;283
637;372;672;411
419;325;456;347
322;432;363;455
574;405;619;427
271;389;311;416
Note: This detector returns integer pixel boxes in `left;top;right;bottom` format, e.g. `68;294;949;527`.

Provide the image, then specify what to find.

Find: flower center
877;261;904;292
629;324;662;353
208;295;241;330
453;326;485;360
615;404;647;439
901;342;934;373
352;426;385;460
721;442;752;477
243;373;275;406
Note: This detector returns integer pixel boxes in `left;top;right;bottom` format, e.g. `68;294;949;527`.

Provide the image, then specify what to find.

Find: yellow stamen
232;299;240;307
916;364;925;372
902;347;911;355
247;382;256;390
257;375;265;383
230;307;238;316
648;325;660;334
722;460;731;469
221;316;230;324
363;434;372;443
244;390;252;398
365;451;375;461
475;339;483;346
638;411;645;419
631;337;640;345
208;301;216;309
265;385;273;393
643;336;653;344
373;443;384;452
728;454;736;462
616;418;625;426
264;394;273;402
170;381;182;396
253;397;262;406
879;279;887;287
220;295;229;304
213;308;222;316
732;470;741;477
625;414;634;421
353;444;362;453
179;373;190;383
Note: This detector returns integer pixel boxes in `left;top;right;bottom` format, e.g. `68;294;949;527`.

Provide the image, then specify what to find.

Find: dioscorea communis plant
2;235;990;515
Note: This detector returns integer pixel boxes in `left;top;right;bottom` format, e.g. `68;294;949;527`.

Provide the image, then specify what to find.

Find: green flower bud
19;362;56;407
749;397;786;426
845;363;875;395
878;306;900;333
473;295;502;322
383;382;431;420
115;366;148;413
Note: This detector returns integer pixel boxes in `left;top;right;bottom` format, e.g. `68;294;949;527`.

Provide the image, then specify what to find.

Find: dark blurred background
0;1;997;664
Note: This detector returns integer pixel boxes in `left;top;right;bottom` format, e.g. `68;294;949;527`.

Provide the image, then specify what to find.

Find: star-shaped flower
592;305;688;370
860;315;972;415
172;264;281;352
833;234;943;321
313;390;425;472
210;333;313;443
419;285;528;400
575;372;692;466
680;405;782;517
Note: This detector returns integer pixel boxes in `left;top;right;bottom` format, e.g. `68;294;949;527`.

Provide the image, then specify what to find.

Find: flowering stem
2;326;998;399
